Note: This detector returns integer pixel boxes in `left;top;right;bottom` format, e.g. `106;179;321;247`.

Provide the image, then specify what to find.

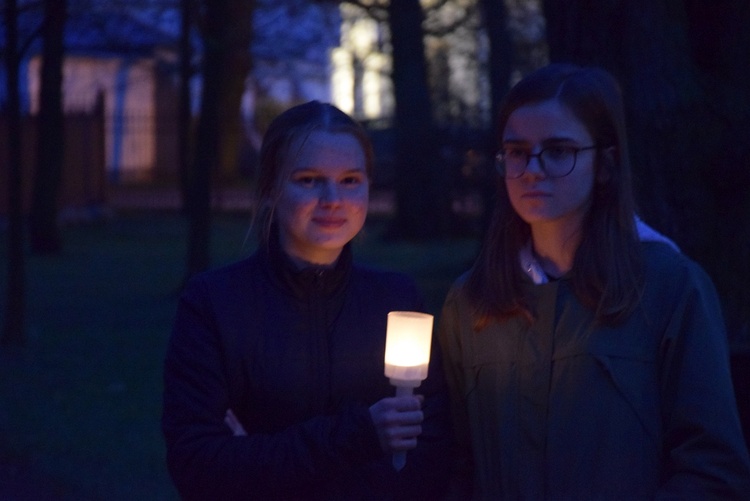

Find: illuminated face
275;131;369;265
502;99;597;230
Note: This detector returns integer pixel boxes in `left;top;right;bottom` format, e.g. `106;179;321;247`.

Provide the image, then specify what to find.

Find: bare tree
178;0;196;213
184;0;254;278
479;0;512;130
29;0;66;254
2;0;26;346
388;0;454;239
346;0;453;238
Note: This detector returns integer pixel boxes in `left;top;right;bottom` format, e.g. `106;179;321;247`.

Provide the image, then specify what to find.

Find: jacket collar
262;225;352;299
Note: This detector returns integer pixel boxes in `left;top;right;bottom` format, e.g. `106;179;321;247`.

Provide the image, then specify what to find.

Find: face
274;131;369;265
502;99;597;230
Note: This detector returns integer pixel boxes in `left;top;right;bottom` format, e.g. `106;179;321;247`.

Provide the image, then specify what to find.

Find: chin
516;212;548;224
310;233;354;249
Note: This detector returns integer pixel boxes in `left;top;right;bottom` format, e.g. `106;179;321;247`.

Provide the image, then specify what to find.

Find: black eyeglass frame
495;145;599;179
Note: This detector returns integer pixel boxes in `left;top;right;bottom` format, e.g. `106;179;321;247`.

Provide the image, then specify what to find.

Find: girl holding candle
437;63;750;499
162;101;452;499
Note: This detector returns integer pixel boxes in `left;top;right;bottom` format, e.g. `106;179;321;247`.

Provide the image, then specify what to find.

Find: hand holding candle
383;311;434;471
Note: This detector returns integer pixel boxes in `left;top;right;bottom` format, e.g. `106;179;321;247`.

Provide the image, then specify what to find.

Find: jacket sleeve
656;262;750;499
161;276;384;500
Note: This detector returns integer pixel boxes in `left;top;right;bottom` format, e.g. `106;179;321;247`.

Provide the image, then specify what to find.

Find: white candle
383;311;434;471
384;311;434;387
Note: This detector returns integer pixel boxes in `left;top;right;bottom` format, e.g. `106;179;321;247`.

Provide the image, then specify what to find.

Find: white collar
519;241;548;285
518;215;680;283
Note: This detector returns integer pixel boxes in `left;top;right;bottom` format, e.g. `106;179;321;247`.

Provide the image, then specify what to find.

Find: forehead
284;131;366;172
502;99;592;143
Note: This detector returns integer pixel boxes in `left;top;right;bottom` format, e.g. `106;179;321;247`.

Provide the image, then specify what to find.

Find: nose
320;180;341;205
524;152;546;177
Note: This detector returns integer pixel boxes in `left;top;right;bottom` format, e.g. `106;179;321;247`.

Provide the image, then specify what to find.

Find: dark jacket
162;237;453;500
438;242;750;500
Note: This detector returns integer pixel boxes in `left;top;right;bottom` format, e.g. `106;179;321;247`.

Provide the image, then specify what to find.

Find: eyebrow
502;136;584;145
289;167;365;175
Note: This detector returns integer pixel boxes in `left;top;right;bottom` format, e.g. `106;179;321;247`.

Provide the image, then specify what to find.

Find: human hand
368;395;424;453
225;408;247;436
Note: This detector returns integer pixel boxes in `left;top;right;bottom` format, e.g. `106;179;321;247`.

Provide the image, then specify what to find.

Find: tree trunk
216;2;252;182
29;0;66;254
387;0;452;240
185;0;253;279
542;0;750;343
2;0;25;347
476;0;514;233
178;0;195;213
480;0;513;131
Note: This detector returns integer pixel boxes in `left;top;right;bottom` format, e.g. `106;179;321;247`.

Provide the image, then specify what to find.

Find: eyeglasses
495;145;598;179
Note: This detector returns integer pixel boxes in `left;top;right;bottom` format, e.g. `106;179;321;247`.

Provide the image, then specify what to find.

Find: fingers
369;396;425;453
380;395;422;414
380;423;423;451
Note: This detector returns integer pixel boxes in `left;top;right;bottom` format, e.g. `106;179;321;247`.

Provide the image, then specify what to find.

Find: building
2;0;501;183
1;5;177;184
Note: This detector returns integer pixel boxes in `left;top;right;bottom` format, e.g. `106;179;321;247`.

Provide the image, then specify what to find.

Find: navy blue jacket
162;237;453;500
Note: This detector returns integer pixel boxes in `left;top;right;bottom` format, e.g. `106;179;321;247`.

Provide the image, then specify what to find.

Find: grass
0;212;479;500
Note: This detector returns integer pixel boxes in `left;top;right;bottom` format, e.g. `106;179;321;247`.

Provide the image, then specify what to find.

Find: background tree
184;0;254;278
542;0;750;343
345;0;453;239
29;0;66;254
480;0;512;131
178;0;195;213
386;0;453;239
2;0;26;346
422;0;484;126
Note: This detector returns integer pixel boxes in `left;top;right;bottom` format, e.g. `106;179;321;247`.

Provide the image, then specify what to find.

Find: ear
596;146;616;183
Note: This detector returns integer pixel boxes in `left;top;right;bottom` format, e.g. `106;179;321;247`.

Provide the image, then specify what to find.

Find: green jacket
438;242;750;499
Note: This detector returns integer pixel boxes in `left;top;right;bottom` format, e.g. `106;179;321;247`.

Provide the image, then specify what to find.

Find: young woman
162;101;452;500
438;64;750;499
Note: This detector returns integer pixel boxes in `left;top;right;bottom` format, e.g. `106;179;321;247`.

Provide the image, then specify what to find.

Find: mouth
312;217;347;228
521;191;551;199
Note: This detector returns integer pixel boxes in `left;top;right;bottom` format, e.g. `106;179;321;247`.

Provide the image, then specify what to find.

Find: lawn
0;212;479;500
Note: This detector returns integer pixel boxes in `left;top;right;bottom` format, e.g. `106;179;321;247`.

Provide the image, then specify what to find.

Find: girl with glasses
438;63;750;499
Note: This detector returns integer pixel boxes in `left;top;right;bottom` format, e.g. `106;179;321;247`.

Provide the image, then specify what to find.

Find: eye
503;146;528;159
340;174;365;186
291;174;319;187
544;145;574;161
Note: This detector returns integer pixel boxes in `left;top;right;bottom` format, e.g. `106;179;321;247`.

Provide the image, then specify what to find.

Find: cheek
275;191;314;224
568;172;596;206
504;180;523;209
279;189;317;210
343;188;369;210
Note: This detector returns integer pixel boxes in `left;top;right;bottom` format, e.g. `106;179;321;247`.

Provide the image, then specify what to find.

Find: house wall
27;54;157;182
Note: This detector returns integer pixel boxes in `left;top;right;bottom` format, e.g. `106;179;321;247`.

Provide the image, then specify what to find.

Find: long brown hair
252;100;374;245
466;63;644;330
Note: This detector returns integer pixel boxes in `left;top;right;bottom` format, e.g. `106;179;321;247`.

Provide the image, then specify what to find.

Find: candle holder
384;311;434;471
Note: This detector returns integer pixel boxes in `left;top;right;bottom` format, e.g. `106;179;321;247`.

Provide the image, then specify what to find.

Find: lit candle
384;311;434;470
